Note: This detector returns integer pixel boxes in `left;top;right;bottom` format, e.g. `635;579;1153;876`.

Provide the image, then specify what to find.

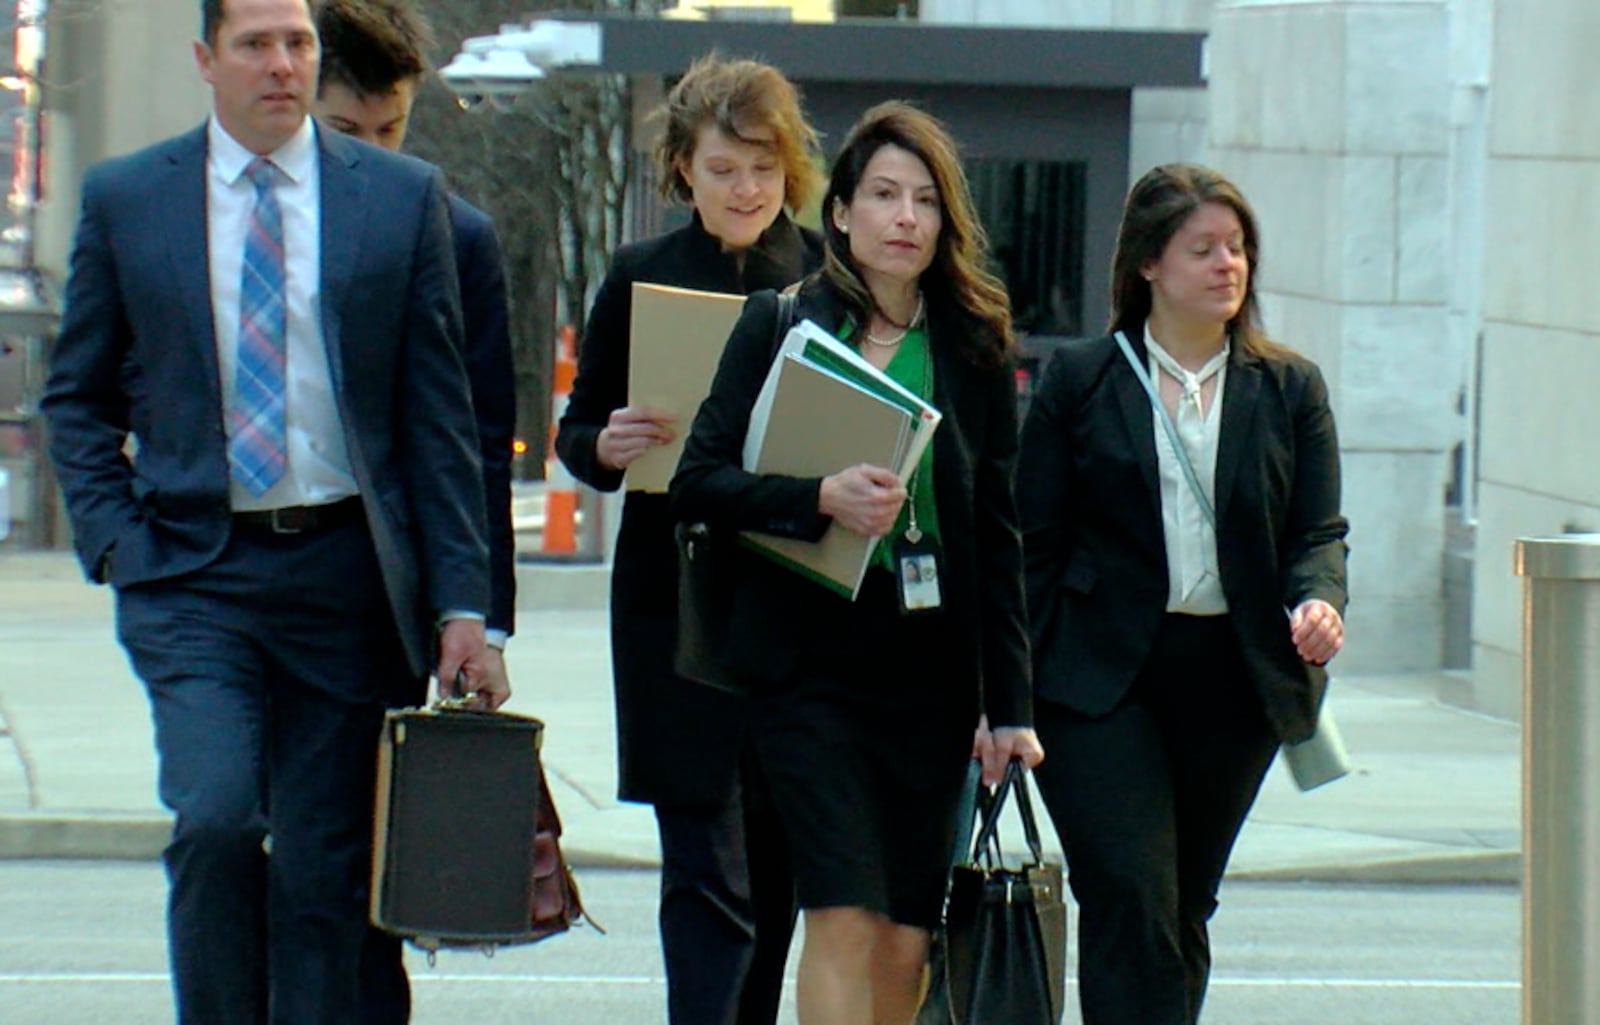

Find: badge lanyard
894;346;942;614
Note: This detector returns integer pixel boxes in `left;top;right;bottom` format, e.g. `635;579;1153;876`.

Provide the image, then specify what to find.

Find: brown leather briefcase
370;705;592;952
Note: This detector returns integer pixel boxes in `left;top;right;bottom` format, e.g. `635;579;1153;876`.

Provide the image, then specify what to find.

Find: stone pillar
34;0;215;552
39;0;209;277
1439;0;1491;675
1470;0;1600;717
1208;0;1458;671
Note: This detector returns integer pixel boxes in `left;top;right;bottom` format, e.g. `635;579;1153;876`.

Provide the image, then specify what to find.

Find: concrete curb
559;848;661;871
1229;849;1520;885
0;812;172;860
512;563;609;611
0;813;1519;885
0;812;659;872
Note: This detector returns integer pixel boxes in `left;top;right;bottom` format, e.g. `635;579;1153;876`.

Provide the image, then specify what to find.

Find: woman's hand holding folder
819;463;906;537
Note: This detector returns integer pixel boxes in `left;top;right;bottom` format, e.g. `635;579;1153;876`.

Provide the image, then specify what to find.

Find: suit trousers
1032;614;1279;1025
114;518;409;1025
655;745;796;1025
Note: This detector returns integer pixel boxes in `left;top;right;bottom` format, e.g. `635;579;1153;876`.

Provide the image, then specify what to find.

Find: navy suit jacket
43;123;489;677
448;195;516;636
1017;328;1349;743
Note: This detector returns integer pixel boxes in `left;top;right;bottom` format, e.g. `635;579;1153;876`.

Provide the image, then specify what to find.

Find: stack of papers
740;318;942;599
625;282;748;493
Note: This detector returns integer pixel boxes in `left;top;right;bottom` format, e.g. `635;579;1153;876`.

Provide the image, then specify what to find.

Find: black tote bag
673;291;797;694
942;759;1068;1025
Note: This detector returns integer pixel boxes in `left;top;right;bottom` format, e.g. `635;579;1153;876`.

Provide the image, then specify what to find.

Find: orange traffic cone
541;324;580;555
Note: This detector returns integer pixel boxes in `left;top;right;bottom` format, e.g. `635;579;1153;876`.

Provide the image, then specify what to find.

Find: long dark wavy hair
1109;163;1288;359
819;101;1015;369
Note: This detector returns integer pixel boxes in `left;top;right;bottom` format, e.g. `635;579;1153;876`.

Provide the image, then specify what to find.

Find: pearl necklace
864;295;925;348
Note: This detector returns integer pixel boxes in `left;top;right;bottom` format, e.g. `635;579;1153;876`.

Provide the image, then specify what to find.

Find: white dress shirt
1145;328;1229;615
207;116;357;512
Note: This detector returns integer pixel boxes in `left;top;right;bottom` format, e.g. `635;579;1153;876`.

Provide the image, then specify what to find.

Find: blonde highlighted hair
652;53;822;214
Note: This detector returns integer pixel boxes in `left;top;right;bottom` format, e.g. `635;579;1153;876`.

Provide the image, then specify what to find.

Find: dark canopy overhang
587;16;1206;90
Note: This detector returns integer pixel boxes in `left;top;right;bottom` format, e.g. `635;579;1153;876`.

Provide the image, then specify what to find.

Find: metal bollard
1514;534;1600;1025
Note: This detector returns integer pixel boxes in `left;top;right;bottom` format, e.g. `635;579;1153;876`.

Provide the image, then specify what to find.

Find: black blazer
554;213;822;807
1017;328;1348;743
42;124;488;678
671;280;1033;730
448;195;517;636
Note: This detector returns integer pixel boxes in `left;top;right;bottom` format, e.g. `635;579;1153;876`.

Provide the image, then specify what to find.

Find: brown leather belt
233;497;364;535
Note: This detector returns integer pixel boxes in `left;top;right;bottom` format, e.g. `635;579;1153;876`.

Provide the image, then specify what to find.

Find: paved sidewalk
0;550;1520;883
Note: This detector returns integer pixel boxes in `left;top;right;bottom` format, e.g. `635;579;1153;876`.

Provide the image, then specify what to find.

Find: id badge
894;534;943;614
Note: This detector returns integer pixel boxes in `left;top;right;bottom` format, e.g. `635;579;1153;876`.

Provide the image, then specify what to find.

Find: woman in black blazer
553;55;823;1025
673;101;1043;1025
1018;164;1349;1025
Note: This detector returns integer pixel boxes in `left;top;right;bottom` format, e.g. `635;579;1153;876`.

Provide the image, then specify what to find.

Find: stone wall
1470;0;1600;717
38;0;208;277
1208;0;1457;671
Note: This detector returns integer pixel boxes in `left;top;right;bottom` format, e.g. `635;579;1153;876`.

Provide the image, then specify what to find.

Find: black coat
1017;328;1349;743
670;280;1033;732
554;213;822;807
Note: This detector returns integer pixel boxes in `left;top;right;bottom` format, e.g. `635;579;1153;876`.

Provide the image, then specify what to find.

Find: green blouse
839;321;941;572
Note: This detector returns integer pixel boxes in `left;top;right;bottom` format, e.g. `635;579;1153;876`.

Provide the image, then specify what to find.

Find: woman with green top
672;101;1045;1025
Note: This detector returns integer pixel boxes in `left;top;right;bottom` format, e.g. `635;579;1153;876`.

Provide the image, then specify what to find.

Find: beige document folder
740;354;913;599
626;282;748;493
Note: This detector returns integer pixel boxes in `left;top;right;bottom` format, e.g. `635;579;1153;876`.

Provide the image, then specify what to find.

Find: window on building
836;0;918;17
966;158;1086;339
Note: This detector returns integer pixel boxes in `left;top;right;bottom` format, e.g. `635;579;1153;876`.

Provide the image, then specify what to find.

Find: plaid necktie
228;157;288;496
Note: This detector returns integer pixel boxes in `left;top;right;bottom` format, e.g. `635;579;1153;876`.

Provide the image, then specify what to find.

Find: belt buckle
268;506;309;534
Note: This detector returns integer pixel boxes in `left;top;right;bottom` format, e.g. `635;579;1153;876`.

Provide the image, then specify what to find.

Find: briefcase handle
968;759;1046;869
433;671;496;714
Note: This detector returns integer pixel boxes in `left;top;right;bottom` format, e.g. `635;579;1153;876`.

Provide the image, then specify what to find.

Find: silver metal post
1514;534;1600;1025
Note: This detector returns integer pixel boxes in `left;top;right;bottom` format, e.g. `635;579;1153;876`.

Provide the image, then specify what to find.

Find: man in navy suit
41;1;501;1021
310;2;520;1019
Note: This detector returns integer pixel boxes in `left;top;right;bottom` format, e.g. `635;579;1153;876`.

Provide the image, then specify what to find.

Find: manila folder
741;355;910;599
626;282;747;492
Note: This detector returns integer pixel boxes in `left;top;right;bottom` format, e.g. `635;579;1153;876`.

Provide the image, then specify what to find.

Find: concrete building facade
1209;0;1459;676
925;0;1519;704
1470;0;1600;717
36;0;208;277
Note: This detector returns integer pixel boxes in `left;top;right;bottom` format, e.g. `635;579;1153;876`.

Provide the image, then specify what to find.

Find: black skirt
748;567;974;930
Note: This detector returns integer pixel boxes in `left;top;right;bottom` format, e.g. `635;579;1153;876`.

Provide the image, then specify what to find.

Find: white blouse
1144;329;1229;615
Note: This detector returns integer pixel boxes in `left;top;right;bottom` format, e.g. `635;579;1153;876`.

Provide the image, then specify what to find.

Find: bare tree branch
408;0;660;479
